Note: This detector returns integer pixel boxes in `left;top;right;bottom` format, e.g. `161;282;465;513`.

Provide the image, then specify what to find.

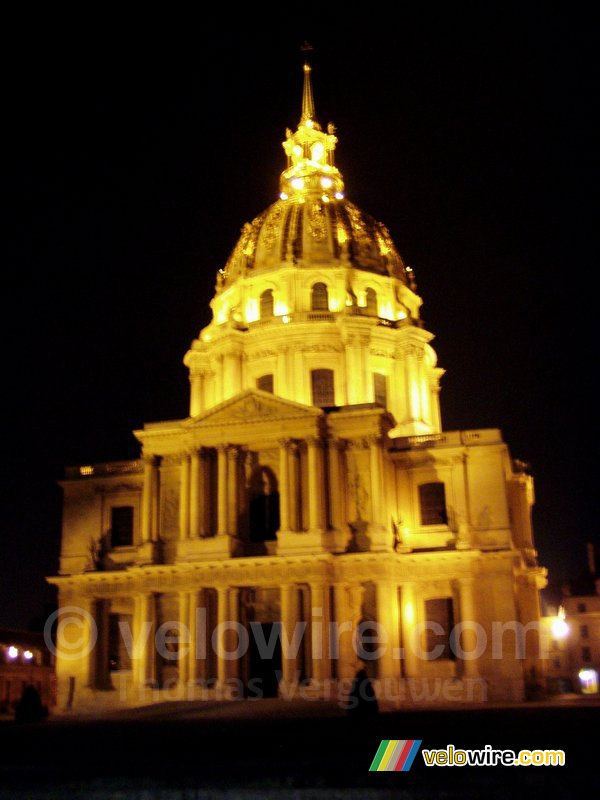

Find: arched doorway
248;466;280;543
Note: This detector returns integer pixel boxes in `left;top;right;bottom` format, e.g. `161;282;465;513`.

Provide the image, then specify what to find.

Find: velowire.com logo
369;740;423;771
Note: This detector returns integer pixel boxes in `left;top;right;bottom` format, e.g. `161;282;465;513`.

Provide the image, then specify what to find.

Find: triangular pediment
183;389;322;429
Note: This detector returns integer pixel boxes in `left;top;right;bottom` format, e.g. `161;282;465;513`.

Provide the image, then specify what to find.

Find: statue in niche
346;469;370;552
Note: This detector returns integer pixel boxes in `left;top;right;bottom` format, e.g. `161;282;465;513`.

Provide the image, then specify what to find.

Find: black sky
2;12;596;627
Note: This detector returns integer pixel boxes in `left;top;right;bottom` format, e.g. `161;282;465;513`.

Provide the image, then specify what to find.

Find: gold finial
301;61;316;124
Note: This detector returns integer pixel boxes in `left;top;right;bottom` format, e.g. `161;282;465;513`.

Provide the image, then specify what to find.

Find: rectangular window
553;658;561;669
582;646;591;662
311;368;335;407
418;482;448;526
373;372;387;407
256;374;274;393
577;602;587;612
424;598;455;660
111;506;134;547
580;624;589;639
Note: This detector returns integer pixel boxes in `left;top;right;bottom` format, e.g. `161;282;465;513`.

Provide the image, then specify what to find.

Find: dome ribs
327;202;341;260
292;203;303;262
280;204;294;263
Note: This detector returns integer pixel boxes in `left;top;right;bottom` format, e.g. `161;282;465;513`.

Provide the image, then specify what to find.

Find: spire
280;62;345;201
300;62;316;124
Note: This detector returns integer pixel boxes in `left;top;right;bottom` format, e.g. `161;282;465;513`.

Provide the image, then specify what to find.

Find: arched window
418;482;448;526
256;374;274;393
311;282;329;311
365;287;378;316
260;289;274;319
248;467;280;543
311;368;335;407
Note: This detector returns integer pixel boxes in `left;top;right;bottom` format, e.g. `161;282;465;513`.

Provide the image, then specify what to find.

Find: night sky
2;12;595;628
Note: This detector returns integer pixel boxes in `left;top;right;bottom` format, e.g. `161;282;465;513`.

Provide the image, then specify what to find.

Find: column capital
347;437;370;451
277;437;293;450
327;436;347;452
306;435;324;448
226;444;239;460
143;454;160;467
189;367;207;379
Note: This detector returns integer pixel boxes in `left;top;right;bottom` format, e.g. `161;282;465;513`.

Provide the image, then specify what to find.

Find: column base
322;528;350;553
136;541;160;564
455;525;472;550
175;536;231;561
278;530;324;555
369;524;394;552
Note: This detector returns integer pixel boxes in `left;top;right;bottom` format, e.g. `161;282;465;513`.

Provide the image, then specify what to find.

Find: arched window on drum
311;282;329;311
260;289;274;319
365;287;378;316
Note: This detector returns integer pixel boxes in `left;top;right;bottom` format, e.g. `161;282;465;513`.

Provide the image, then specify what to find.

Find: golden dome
219;197;413;290
216;62;416;294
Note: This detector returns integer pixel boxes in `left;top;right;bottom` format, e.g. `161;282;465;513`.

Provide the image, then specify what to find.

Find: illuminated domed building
48;64;547;710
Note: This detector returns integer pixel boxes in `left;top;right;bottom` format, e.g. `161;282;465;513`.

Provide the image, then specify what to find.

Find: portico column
278;439;291;534
333;583;355;681
375;581;398;680
216;586;240;686
216;586;229;686
405;345;421;423
457;577;479;678
217;445;228;537
343;332;368;404
190;449;206;538
133;592;156;687
187;589;202;686
327;438;344;531
95;599;111;690
178;591;190;685
307;436;325;533
142;455;159;543
227;446;239;537
228;588;240;681
289;441;300;531
280;584;300;688
179;454;191;541
189;369;204;417
400;583;418;678
309;583;331;683
67;596;96;690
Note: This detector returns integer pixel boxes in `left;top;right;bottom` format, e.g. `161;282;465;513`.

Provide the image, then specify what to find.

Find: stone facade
48;63;546;711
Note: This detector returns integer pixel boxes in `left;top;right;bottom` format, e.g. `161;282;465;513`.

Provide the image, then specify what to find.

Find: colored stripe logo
369;740;422;771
